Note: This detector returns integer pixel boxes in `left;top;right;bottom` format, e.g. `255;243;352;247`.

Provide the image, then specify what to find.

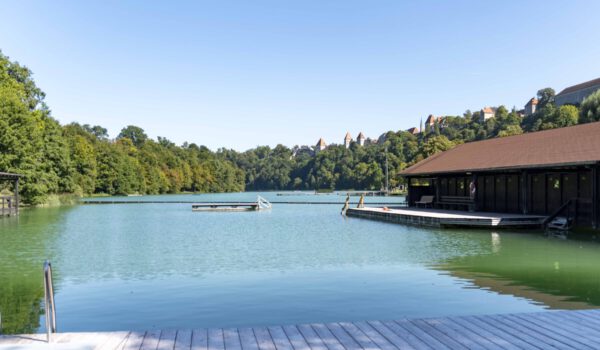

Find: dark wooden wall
425;166;599;228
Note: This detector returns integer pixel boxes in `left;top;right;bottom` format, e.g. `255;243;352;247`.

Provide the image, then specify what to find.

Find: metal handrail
543;198;578;226
257;195;272;210
43;260;57;342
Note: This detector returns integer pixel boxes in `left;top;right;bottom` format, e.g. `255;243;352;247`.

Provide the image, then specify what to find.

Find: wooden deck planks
175;330;193;350
474;314;553;350
122;331;147;350
296;324;328;350
223;328;242;350
325;322;362;350
366;320;422;350
267;326;294;350
253;327;277;350
192;328;209;350
140;330;162;350
282;325;311;350
208;328;225;350
4;310;600;350
238;328;259;350
453;315;538;350
310;323;345;350
338;322;380;350
157;330;178;350
351;321;403;350
510;312;600;348
420;318;489;350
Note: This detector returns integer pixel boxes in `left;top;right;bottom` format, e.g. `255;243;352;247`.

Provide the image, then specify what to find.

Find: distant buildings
406;127;419;135
315;138;327;152
305;132;370;155
524;98;538;116
480;107;497;122
555;77;600;106
424;114;443;131
343;132;353;148
291;145;314;158
357;132;366;146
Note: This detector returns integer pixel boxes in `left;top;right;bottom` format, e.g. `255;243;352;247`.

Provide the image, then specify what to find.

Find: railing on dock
44;261;57;342
0;195;17;216
257;195;272;210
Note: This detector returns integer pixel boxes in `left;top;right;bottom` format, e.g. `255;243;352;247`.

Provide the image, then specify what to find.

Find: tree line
1;51;600;204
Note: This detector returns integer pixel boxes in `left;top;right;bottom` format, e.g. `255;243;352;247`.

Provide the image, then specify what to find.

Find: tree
118;125;148;147
552;105;579;128
537;87;555;108
422;135;454;158
498;125;523;137
580;89;600;123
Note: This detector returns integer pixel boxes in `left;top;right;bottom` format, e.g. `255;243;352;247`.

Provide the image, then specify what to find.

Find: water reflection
436;231;600;309
0;207;73;334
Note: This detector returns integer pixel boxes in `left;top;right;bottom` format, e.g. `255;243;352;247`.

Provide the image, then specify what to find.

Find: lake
1;192;600;335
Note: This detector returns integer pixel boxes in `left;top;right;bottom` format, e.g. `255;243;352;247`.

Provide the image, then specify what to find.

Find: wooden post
471;174;478;212
435;177;441;209
521;171;529;215
593;165;598;230
14;177;19;215
406;177;412;206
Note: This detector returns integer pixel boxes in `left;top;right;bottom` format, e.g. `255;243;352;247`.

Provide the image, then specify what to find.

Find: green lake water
1;192;600;334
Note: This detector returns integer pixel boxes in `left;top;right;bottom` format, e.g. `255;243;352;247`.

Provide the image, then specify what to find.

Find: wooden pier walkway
3;309;600;349
347;207;546;229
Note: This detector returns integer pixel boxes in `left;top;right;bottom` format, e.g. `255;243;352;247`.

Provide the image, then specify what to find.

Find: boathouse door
506;175;520;213
530;174;545;214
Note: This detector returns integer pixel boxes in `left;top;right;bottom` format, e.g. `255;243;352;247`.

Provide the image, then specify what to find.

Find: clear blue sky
2;1;599;151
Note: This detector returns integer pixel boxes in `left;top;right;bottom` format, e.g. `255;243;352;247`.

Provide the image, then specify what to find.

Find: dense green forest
1;51;600;204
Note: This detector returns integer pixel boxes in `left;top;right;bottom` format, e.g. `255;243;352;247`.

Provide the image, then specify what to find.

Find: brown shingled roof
557;77;600;96
401;122;600;176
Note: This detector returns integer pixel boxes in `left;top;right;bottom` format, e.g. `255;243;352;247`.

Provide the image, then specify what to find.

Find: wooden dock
192;196;272;212
346;207;546;228
2;309;600;349
0;195;18;216
192;202;261;212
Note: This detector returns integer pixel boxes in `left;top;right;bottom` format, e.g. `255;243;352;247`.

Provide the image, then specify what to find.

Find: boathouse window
410;178;431;186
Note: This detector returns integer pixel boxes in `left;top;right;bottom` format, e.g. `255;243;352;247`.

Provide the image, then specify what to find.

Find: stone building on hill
343;132;353;148
315;138;327;152
524;98;538;116
479;107;497;122
555;77;600;106
357;132;366;146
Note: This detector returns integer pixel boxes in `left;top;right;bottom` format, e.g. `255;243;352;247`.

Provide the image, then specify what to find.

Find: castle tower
315;138;327;152
344;132;352;148
356;132;366;146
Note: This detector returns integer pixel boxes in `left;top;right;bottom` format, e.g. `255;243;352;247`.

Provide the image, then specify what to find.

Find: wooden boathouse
400;122;600;229
0;172;21;216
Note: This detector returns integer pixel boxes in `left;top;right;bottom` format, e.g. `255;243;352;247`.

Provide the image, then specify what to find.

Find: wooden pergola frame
0;172;22;216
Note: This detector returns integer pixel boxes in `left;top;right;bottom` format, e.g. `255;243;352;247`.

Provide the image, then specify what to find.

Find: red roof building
401;122;600;229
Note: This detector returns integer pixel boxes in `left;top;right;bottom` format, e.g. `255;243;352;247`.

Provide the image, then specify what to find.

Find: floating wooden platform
3;309;600;349
347;207;546;228
192;196;272;212
192;202;260;212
